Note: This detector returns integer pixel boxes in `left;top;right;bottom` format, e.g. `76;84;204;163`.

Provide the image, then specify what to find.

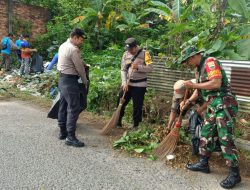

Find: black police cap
125;37;137;50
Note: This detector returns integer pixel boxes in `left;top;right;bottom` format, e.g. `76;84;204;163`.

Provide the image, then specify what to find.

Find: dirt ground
77;111;250;179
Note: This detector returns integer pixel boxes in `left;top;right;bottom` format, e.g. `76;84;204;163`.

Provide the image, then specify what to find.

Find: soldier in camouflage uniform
179;46;241;189
117;38;153;128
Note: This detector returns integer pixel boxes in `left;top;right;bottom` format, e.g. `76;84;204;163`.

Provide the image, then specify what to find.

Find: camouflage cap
125;37;137;50
178;46;204;64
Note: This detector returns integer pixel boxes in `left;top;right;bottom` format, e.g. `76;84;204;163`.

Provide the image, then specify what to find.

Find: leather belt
129;78;147;83
60;73;79;79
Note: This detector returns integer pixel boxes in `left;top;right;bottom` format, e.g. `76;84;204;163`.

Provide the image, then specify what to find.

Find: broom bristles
100;103;123;135
154;89;187;159
153;127;180;159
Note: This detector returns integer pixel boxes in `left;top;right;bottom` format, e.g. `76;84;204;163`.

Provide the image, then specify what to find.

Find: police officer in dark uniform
117;38;153;128
57;28;88;147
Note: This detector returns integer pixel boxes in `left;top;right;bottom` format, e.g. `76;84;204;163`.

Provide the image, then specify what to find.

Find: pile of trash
0;69;59;98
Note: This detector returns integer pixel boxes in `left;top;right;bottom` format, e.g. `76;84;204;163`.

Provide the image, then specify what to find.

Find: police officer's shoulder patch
144;51;152;65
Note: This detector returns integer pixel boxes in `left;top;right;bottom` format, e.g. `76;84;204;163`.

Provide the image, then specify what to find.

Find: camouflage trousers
1;53;11;71
20;58;31;75
199;95;239;167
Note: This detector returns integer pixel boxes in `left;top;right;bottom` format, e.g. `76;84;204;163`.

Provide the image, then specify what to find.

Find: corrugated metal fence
148;57;250;113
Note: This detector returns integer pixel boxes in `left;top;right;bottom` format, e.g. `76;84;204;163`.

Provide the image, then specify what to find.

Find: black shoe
58;127;67;140
58;131;67;140
220;166;241;189
133;121;139;128
65;135;85;147
116;122;122;128
186;156;210;173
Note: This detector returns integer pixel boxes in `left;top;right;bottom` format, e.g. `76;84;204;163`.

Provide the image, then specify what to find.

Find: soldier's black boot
65;132;85;147
186;155;210;173
220;166;241;189
58;127;67;140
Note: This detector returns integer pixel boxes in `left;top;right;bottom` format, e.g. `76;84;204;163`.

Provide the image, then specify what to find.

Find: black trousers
79;83;87;113
117;86;146;125
58;76;81;133
16;50;22;63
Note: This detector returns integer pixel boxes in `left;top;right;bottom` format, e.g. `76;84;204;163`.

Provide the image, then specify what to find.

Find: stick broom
100;92;126;135
154;89;189;159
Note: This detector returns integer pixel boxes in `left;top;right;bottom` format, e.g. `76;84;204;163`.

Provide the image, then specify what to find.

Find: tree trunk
7;0;13;33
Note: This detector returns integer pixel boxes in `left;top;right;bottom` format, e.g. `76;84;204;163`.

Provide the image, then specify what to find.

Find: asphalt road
0;101;249;190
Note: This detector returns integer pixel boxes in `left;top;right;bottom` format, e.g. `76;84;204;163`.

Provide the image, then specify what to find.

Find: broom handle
177;88;189;122
120;68;135;102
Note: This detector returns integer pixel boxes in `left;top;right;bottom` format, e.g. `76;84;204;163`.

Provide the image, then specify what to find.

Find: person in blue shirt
46;53;58;71
1;33;18;71
15;35;24;63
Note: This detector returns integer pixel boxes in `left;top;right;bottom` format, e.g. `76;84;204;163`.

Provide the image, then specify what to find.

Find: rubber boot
186;155;210;173
58;127;67;140
65;132;85;147
220;166;241;189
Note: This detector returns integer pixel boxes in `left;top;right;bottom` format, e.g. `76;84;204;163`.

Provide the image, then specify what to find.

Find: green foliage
236;25;250;60
22;0;249;63
18;0;59;16
87;27;113;50
179;125;191;144
84;47;123;113
147;1;172;16
143;89;171;124
12;17;32;36
228;0;250;19
113;126;158;155
235;127;244;138
87;66;120;113
143;0;250;62
172;0;181;19
33;21;71;58
148;154;157;161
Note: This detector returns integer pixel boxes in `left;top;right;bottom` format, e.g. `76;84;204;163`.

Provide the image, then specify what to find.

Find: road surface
0;101;249;190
